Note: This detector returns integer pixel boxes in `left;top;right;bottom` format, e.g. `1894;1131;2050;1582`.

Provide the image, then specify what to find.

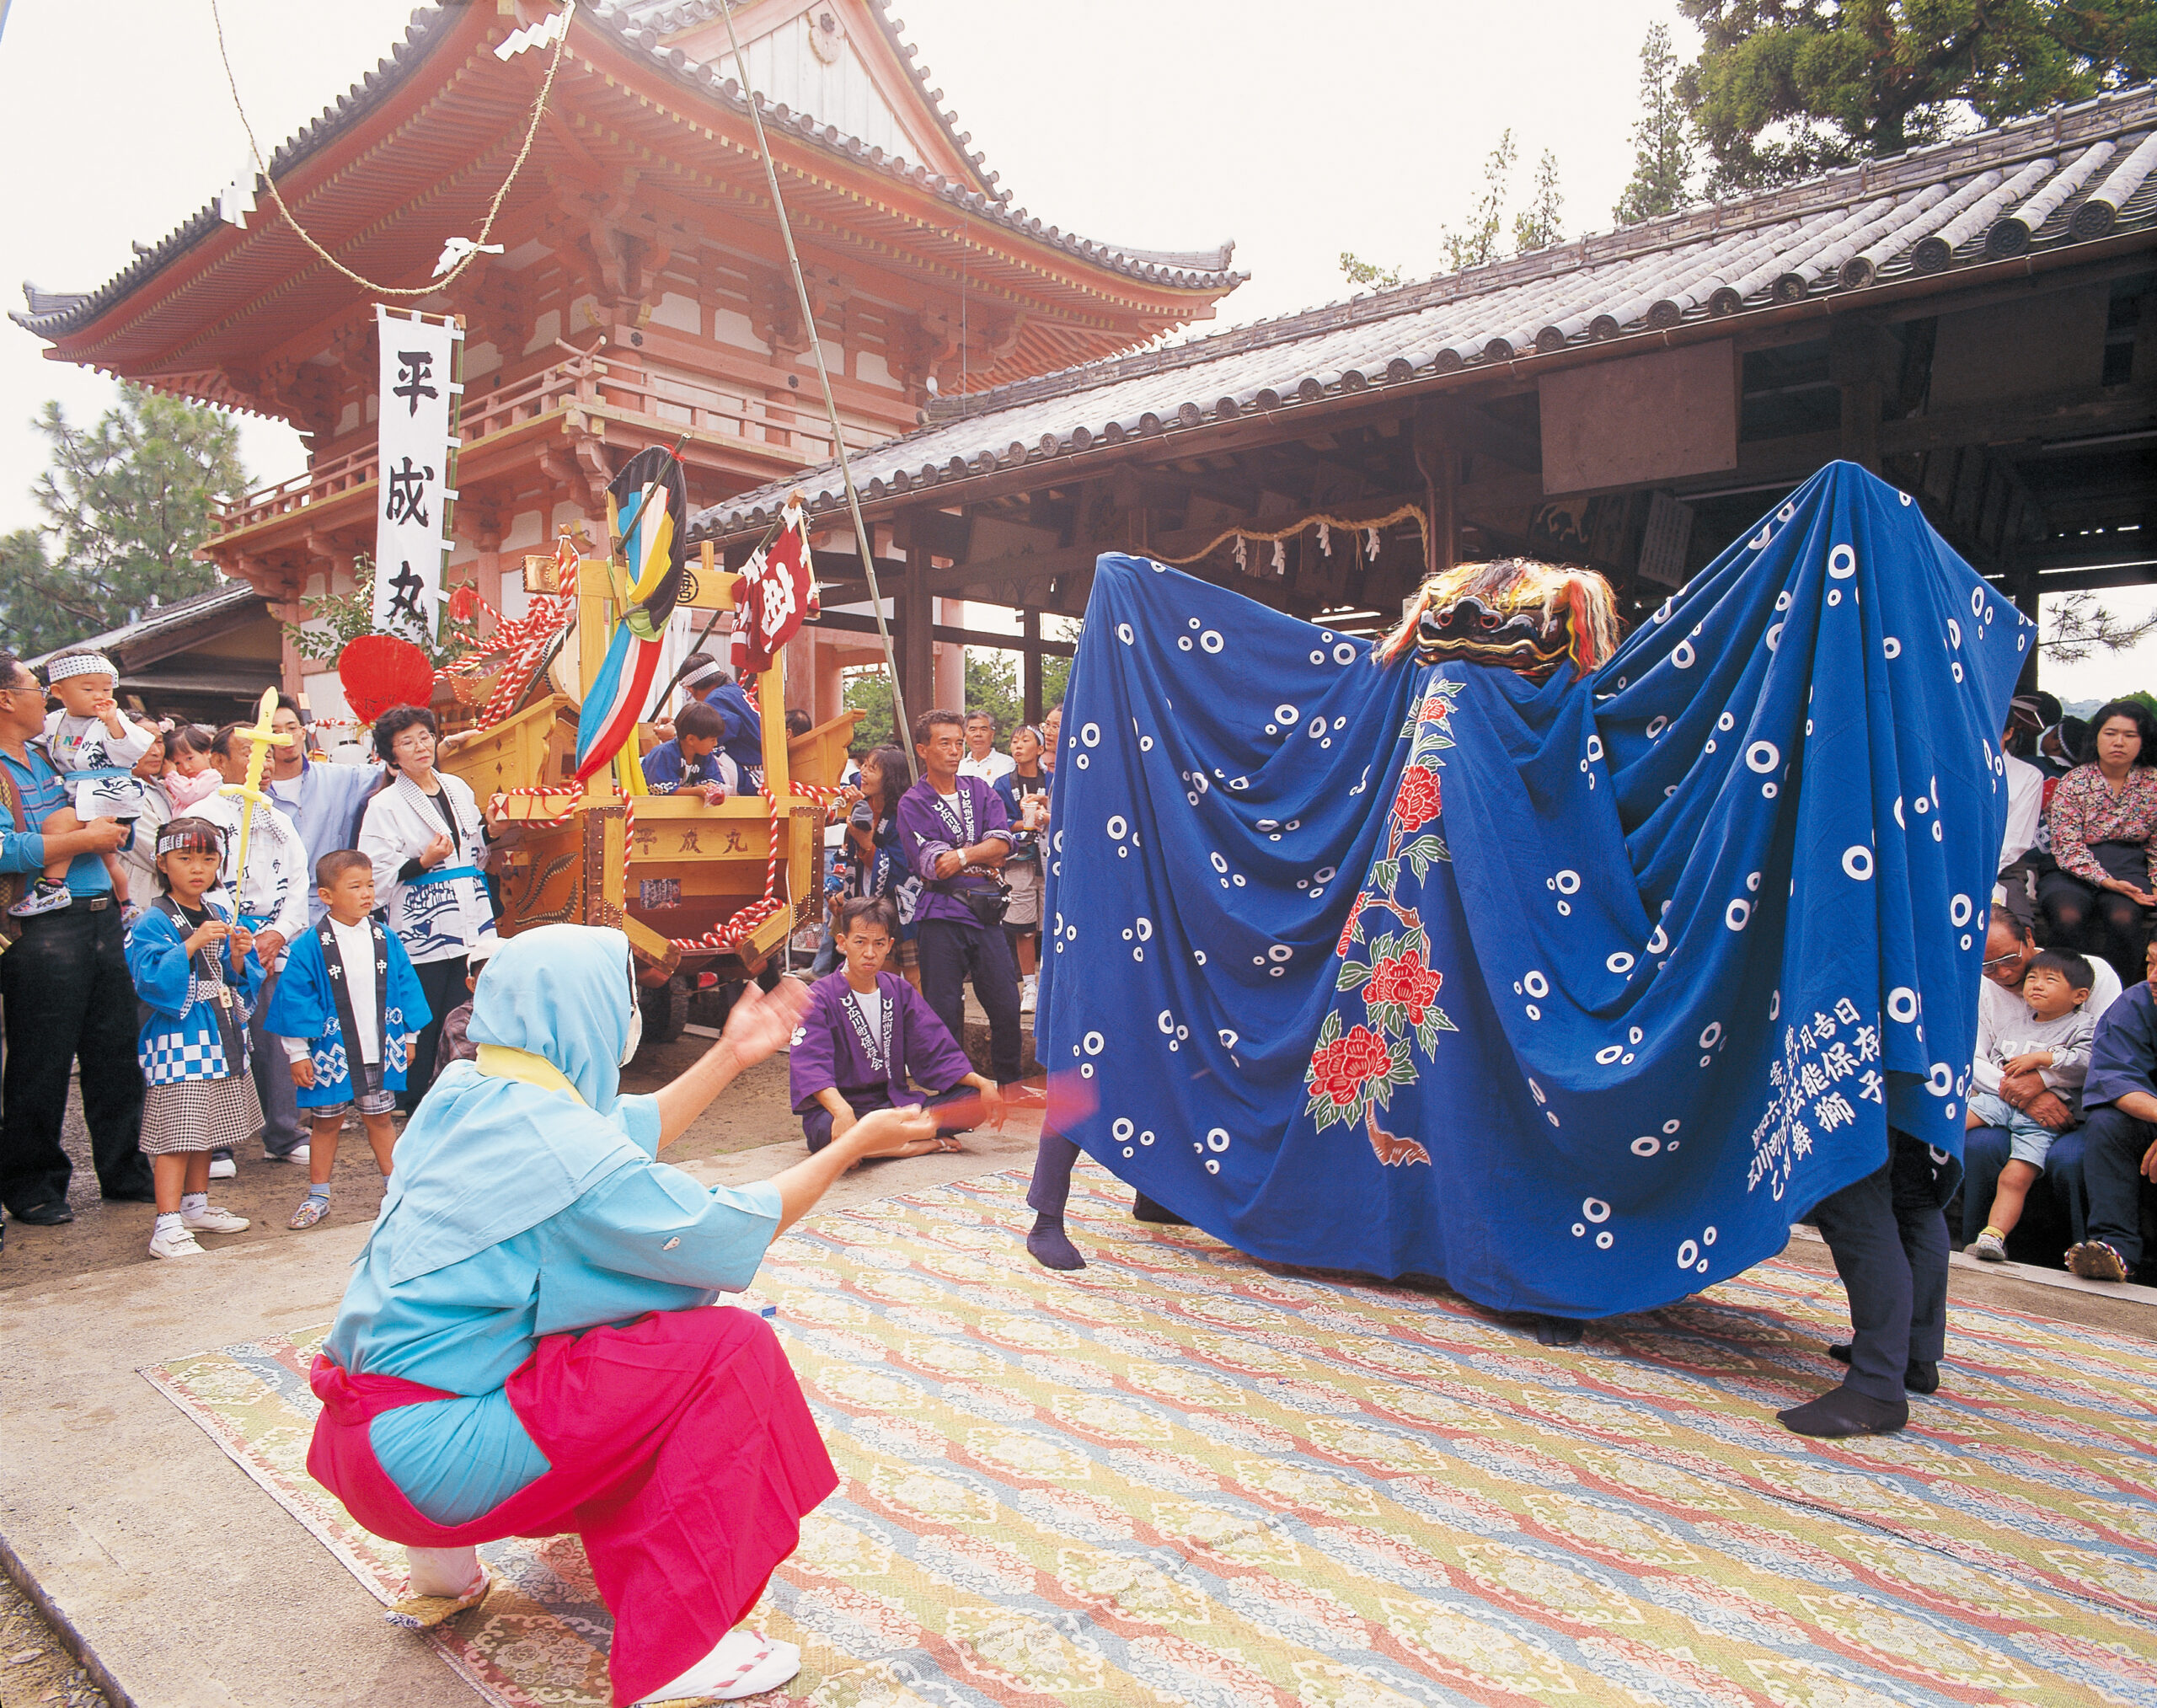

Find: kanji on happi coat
1035;463;2031;1318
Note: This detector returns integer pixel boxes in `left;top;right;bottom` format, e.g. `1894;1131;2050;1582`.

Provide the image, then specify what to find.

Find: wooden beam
1418;397;1541;472
810;609;1077;655
1878;387;2157;458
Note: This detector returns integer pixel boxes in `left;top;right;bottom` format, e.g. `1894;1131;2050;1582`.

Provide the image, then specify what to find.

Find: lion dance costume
1025;463;2029;1319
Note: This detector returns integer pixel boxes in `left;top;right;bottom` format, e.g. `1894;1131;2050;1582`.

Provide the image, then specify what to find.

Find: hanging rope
207;0;575;296
1156;503;1431;569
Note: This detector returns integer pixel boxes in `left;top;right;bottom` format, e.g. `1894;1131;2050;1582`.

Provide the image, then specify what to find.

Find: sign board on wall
372;306;463;641
1539;340;1738;495
1636;491;1697;588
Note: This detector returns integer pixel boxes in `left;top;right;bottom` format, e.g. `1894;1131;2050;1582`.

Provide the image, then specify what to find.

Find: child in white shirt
10;648;153;918
1965;947;2096;1261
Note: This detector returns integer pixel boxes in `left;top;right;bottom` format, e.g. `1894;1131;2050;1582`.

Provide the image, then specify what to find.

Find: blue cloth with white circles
1036;462;2031;1317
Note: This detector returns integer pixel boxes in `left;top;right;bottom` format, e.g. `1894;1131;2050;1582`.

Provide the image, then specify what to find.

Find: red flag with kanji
731;497;818;675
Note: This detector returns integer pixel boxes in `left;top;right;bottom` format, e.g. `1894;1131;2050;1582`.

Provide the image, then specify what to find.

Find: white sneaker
208;1156;237;1180
147;1224;205;1259
183;1203;249;1234
1020;977;1037;1014
266;1143;312;1165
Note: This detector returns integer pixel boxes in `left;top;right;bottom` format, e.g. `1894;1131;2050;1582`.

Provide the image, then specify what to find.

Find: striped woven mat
147;1163;2157;1706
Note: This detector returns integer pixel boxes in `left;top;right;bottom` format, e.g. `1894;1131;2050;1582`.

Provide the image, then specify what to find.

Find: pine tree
1513;149;1566;253
1678;0;2157;193
1614;22;1695;225
1441;131;1517;271
0;384;248;656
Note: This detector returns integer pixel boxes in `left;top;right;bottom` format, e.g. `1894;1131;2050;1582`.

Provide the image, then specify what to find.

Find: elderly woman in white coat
358;705;498;1110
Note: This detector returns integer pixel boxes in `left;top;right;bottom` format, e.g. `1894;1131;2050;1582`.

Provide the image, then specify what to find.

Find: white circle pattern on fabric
1081;722;1101;747
1275;704;1299;726
1673;641;1695;669
1828;543;1856;580
1201;630;1223;654
1555;870;1581;895
1950;894;1972;927
1726;899;1751;930
1524;971;1550;999
1334;642;1357;666
1083;1031;1105;1056
1842;846;1875;881
1107;815;1127;839
1207;1128;1231;1152
1607;952;1635;974
1677;1240;1699;1268
1597;1045;1623;1064
1117;623;1133;644
1746;742;1779;773
1888;988;1919;1025
1583;1199;1611;1223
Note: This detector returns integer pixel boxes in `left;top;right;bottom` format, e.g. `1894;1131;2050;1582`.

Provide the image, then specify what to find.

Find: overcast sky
0;0;2145;699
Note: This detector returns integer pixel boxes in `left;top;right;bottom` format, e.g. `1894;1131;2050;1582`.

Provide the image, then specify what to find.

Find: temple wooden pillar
891;510;935;742
1021;608;1043;725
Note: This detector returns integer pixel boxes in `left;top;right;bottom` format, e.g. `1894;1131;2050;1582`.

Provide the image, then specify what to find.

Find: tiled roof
696;83;2157;538
24;581;267;669
13;3;1238;345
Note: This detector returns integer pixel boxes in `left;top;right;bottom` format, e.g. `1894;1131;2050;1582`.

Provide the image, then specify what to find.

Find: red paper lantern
338;634;436;725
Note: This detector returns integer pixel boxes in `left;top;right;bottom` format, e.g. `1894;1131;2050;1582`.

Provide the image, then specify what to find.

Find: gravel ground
0;1028;800;1294
0;1572;110;1708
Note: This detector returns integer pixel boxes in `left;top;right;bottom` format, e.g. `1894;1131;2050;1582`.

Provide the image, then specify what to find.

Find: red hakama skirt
309;1306;838;1705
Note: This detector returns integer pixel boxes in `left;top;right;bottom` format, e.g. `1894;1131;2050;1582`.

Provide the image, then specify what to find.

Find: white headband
45;654;115;683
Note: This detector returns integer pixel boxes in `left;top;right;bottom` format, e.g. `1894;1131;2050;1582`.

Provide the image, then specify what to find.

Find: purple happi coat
789;970;974;1113
893;775;1012;927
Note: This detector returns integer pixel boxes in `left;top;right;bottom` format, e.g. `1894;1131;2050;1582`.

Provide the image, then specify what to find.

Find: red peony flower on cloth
1363;950;1443;1025
1335;892;1369;958
447;585;479;624
1393;764;1442;830
1308;1025;1393;1107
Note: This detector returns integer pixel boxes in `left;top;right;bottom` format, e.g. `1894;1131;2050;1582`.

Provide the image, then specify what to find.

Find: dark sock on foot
1132;1192;1189;1225
1777;1383;1909;1438
1533;1316;1584;1347
1829;1341;1937;1392
1026;1213;1085;1271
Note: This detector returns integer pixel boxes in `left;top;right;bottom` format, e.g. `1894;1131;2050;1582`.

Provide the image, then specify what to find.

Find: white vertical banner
372;306;462;640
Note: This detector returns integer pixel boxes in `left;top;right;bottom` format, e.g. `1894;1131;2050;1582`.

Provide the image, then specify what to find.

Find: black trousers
1;904;150;1212
399;955;469;1114
1807;1132;1952;1403
916;917;1022;1084
2079;1102;2156;1271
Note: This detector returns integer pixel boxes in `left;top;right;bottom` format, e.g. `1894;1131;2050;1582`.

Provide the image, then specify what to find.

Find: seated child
1965;946;2095;1261
123;817;258;1258
430;924;500;1071
12;648;153;919
264;850;431;1231
641;699;738;803
789;896;1003;1156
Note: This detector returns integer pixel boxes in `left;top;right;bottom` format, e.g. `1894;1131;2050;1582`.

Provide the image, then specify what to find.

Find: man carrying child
0;650;144;1227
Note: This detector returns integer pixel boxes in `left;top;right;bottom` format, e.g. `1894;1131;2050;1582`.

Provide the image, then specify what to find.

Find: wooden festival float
408;485;854;1041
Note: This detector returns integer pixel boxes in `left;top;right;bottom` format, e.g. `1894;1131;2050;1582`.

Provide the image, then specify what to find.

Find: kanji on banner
372;307;461;641
729;495;818;676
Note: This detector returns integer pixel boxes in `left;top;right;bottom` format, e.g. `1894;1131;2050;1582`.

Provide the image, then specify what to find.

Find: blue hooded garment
1036;463;2030;1318
324;924;782;1525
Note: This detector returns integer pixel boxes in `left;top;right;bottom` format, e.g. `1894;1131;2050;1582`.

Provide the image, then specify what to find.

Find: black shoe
12;1199;74;1226
1132;1192;1190;1225
1828;1342;1938;1393
1778;1384;1909;1438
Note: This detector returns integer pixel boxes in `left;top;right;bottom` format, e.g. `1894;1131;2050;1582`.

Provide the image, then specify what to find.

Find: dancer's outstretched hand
722;977;811;1067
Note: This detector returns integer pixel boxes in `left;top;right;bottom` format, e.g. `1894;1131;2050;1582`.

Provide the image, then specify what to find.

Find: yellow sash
474;1043;586;1107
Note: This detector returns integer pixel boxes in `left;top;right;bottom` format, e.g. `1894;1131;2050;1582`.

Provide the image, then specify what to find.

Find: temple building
12;0;1239;724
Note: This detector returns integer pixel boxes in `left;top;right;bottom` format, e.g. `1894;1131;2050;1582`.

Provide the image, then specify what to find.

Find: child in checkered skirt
122;817;260;1259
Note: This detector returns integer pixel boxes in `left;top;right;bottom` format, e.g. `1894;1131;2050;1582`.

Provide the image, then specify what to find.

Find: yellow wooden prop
216;685;293;895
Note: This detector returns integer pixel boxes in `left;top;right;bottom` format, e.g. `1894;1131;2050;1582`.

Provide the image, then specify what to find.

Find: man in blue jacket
2066;937;2157;1284
678;656;764;782
0;649;146;1229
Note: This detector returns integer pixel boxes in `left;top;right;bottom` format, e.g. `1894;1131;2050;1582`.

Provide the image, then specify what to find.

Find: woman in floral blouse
2038;699;2157;983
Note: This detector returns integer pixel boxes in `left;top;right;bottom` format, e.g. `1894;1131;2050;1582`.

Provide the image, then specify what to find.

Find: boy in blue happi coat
641;699;738;802
265;849;430;1233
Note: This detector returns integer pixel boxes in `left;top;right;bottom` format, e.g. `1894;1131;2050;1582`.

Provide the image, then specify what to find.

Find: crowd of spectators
1974;692;2157;1283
